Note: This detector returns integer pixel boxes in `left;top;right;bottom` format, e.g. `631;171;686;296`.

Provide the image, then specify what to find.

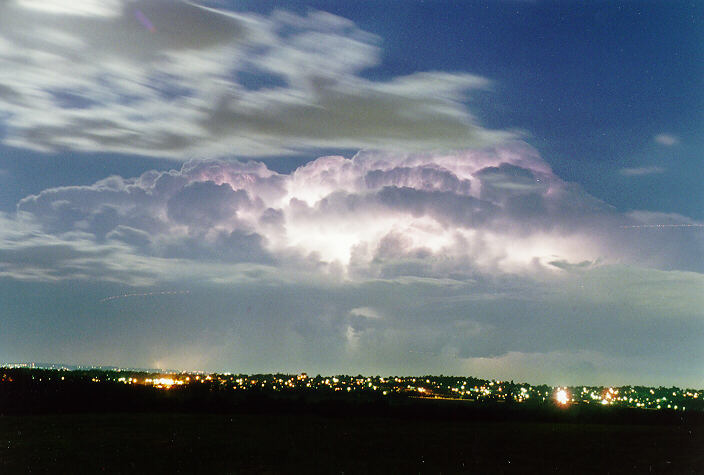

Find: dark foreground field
1;412;702;473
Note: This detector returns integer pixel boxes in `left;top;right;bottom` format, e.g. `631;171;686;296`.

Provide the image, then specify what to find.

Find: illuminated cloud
626;210;700;225
0;2;700;387
349;307;384;320
0;1;509;158
13;0;123;17
7;143;702;283
1;145;702;383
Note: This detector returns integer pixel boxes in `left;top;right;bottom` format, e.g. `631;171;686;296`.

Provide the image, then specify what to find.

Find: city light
555;389;569;405
2;364;703;412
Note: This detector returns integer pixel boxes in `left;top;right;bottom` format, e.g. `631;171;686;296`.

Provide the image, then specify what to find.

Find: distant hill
1;362;180;373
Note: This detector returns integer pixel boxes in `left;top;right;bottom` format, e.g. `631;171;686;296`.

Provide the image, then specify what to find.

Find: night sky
0;0;702;386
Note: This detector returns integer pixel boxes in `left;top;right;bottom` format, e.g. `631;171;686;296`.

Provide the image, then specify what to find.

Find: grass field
1;412;702;473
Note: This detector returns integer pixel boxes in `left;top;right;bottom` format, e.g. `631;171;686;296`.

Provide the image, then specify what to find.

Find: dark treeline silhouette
1;368;702;428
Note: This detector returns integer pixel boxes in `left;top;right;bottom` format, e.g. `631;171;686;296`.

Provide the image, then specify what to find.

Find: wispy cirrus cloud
0;0;510;158
619;166;665;176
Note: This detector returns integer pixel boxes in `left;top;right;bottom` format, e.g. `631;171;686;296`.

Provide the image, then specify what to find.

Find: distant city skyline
3;366;703;411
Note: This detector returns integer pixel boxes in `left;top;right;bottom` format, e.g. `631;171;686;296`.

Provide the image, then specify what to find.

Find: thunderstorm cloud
0;1;701;386
1;144;702;384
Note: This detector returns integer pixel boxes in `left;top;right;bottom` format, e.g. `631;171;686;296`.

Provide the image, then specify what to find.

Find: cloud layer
0;0;509;157
2;143;608;282
9;142;701;282
0;2;701;384
619;166;665;176
1;144;703;384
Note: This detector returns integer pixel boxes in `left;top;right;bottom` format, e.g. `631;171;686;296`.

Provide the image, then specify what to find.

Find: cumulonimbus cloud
2;144;703;384
4;142;701;286
0;0;510;158
0;2;701;384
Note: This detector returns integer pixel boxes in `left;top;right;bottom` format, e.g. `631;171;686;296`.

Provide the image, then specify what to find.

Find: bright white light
16;0;122;17
555;389;569;405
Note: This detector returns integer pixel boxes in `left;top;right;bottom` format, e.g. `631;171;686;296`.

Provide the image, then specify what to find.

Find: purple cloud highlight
135;9;156;33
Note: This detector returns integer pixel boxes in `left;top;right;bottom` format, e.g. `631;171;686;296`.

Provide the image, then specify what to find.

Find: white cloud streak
0;1;510;158
619;166;665;176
